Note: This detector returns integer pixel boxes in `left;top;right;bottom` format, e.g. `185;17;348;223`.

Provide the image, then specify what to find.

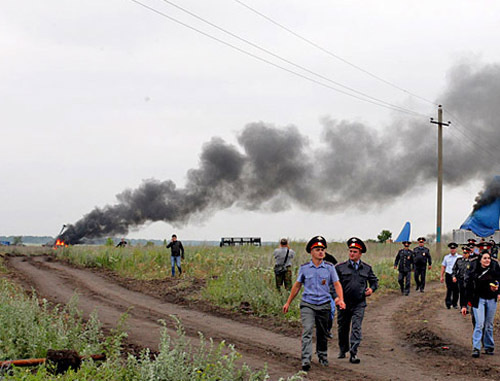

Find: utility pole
430;105;450;259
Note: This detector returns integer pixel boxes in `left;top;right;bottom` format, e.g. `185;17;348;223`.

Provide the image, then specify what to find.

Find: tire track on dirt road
6;256;363;380
5;255;473;380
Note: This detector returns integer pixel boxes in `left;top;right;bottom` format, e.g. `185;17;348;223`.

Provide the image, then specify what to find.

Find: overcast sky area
2;1;500;243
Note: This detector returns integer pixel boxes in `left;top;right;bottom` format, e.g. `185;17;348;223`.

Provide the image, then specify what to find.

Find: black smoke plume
472;176;500;212
60;62;500;244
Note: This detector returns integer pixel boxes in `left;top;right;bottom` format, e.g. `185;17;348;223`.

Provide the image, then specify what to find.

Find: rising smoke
60;62;500;244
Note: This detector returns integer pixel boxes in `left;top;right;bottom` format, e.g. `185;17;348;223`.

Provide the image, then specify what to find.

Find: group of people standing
393;237;432;295
279;236;378;372
393;237;500;358
441;238;500;358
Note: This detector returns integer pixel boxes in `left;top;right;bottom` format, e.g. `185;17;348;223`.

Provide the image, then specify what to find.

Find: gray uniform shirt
273;247;295;267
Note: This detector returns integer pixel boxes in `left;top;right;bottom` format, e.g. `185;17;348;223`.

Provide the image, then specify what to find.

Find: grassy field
0;262;299;380
46;241;442;322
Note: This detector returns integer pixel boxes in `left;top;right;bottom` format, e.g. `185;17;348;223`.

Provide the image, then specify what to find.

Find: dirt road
5;255;499;380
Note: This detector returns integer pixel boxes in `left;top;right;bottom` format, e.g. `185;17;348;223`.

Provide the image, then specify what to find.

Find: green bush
0;280;107;361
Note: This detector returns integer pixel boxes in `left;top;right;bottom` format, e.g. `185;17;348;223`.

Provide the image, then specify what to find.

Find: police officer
282;236;346;372
336;237;378;364
468;238;480;257
452;246;472;312
440;242;462;309
394;241;414;295
412;237;432;292
489;240;498;259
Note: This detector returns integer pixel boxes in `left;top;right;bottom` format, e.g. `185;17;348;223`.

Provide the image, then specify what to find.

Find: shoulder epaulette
323;261;333;267
300;262;310;267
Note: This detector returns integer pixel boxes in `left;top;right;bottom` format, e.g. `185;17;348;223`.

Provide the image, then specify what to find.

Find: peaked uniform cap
448;242;458;249
417;237;426;242
347;237;366;253
306;236;327;253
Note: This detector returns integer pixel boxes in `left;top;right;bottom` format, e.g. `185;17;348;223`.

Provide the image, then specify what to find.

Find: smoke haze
61;62;500;244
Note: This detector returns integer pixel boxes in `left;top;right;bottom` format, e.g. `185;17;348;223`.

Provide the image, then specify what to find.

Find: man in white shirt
440;242;462;309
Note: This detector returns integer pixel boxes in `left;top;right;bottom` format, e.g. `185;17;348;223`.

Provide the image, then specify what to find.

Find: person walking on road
273;238;295;291
166;234;184;276
413;237;432;292
441;242;461;309
394;240;414;296
461;251;500;357
336;237;378;364
282;236;345;372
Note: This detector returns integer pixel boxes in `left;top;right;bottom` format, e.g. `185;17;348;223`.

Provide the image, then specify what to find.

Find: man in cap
394;241;414;295
273;238;295;291
283;236;346;372
335;237;378;364
412;237;432;292
452;246;473;313
440;242;462;309
468;238;480;257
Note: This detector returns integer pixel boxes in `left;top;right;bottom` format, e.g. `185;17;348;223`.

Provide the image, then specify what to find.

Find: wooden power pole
430;105;450;259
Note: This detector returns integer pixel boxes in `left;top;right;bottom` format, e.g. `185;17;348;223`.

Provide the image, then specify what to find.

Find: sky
1;0;500;243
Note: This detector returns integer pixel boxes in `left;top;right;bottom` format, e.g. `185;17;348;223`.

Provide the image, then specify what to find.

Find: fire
54;239;68;249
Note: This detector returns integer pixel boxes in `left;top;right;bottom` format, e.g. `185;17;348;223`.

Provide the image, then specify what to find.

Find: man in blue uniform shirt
336;237;378;364
283;236;346;372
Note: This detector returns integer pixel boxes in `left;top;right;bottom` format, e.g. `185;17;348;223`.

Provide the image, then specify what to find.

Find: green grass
50;241;445;323
0;275;300;380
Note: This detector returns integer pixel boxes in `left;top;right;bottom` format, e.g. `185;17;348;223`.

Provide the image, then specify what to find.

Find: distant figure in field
273;238;295;291
412;237;432;292
394;240;414;296
166;234;184;276
116;238;127;248
335;237;378;364
441;242;461;309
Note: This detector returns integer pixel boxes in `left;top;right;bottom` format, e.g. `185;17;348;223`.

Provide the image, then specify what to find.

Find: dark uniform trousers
445;273;459;307
398;271;411;295
457;279;466;309
337;303;365;356
414;266;427;291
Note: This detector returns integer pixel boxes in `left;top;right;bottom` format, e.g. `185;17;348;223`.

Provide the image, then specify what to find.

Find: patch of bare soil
394;285;500;380
76;260;303;337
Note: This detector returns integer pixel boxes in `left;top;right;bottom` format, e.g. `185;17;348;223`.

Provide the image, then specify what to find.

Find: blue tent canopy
394;221;411;242
460;176;500;237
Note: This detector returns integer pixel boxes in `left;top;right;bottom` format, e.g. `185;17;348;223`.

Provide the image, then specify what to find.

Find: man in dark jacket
166;234;184;276
413;237;432;292
452;246;472;312
336;237;378;364
394;241;414;296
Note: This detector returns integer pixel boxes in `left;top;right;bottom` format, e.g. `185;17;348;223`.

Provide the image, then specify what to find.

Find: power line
442;107;500;161
446;127;500;170
130;0;427;117
154;0;427;117
233;0;439;108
